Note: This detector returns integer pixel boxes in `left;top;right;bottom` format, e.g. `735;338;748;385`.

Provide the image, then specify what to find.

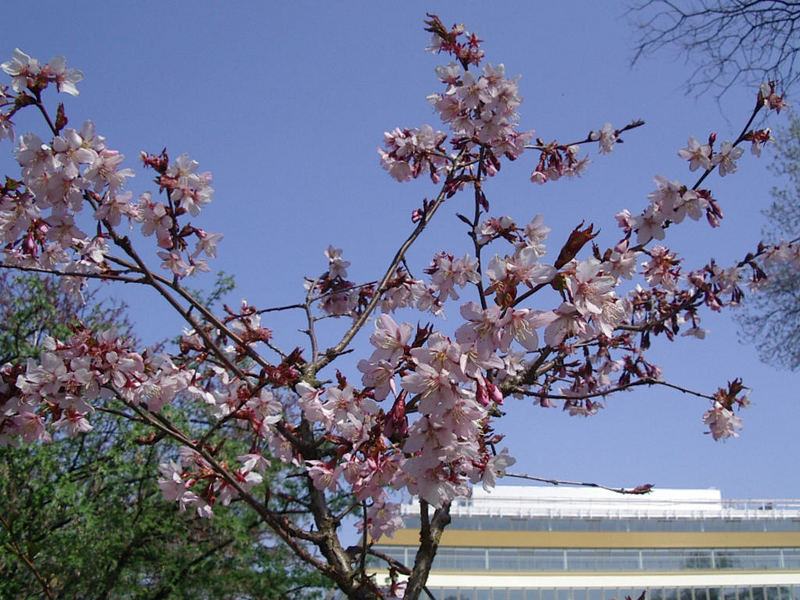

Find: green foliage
0;273;328;599
737;116;800;369
185;271;237;310
0;271;132;363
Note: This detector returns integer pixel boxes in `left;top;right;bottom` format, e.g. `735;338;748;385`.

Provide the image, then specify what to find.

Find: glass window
722;587;737;600
641;549;683;570
534;549;566;570
434;547;486;571
783;549;800;568
433;515;800;533
684;550;714;569
557;589;572;600
489;547;536;571
750;549;782;569
393;544;800;573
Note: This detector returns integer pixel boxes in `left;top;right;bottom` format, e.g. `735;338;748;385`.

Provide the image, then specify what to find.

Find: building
372;486;800;600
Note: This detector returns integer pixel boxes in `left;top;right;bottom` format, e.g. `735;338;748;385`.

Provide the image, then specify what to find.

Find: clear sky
3;1;799;500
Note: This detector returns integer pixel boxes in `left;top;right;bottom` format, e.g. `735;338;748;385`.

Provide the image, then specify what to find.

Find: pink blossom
476;216;516;245
590;122;616;154
296;382;334;427
158;250;190;278
94;190;137;227
426;252;479;300
12;410;51;443
505;309;541;351
401;362;457;402
306;460;343;491
1;49;40;92
409;333;463;375
157;460;200;513
479;448;516;491
565;258;617;317
631;204;668;245
369;314;412;363
44;55;83;96
533;303;593;347
84;149;135;193
357;356;397;401
137;193;174;249
641;245;681;290
712;141;744;176
487;248;556;290
677;136;712;171
522;214;551;255
325;245;350;279
360;499;403;541
671;189;708;223
606;240;640;280
434;62;461;85
237;453;270;474
193;229;223;259
455;301;510;356
53;409;93;435
0;111;14;142
759;81;788;112
378;125;447;182
703;402;743;440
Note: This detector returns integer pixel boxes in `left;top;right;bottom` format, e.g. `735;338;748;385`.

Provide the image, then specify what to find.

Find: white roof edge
398;486;800;519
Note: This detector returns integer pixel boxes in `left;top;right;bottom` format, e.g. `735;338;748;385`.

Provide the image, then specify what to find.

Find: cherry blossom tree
0;14;790;599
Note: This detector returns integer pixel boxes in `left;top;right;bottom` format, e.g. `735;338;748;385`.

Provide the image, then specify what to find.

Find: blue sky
4;2;799;500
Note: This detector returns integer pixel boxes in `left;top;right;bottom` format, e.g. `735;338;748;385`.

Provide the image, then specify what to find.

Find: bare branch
505;472;654;495
630;0;800;97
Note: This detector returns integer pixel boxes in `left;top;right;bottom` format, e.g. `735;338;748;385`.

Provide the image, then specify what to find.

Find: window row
372;545;800;572
429;585;797;600
401;516;800;533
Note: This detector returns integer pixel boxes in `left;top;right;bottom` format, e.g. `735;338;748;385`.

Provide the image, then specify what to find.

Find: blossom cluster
0;52;221;282
616;175;721;245
379;16;533;185
0;325;190;444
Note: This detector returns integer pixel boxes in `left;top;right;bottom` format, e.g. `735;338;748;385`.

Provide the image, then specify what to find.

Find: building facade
372;486;800;600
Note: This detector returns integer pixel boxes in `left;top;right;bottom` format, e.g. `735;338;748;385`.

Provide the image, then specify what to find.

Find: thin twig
310;149;468;376
505;472;654;495
512;376;716;402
